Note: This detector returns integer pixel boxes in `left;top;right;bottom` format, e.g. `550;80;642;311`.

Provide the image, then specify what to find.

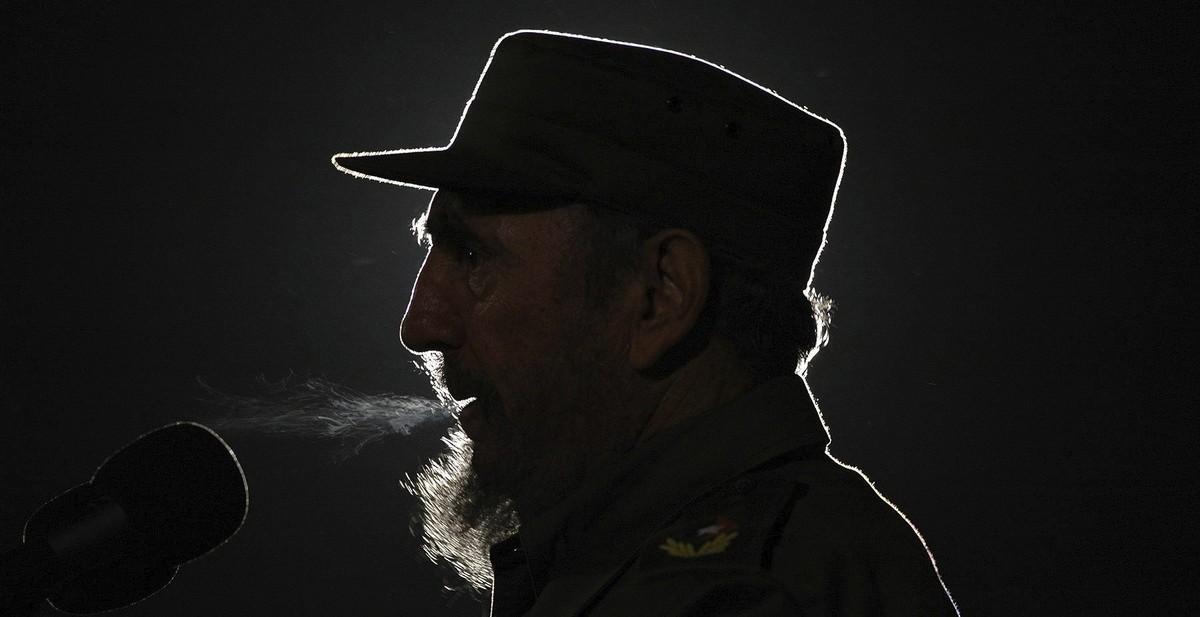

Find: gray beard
193;366;631;594
404;426;518;593
406;341;643;593
197;373;512;593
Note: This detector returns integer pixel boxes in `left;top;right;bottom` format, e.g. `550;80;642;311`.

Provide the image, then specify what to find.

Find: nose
400;252;464;353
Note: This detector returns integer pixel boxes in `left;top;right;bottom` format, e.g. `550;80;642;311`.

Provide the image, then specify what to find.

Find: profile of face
402;191;642;589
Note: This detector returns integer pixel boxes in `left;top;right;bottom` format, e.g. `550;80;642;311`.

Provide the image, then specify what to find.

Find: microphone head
91;421;249;565
22;422;249;614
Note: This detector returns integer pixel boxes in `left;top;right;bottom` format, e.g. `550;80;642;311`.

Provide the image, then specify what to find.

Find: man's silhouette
334;29;957;617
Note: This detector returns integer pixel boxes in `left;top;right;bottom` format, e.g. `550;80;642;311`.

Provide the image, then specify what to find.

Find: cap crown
335;30;846;279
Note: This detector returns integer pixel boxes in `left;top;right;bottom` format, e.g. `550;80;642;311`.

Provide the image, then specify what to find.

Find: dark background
2;1;1196;615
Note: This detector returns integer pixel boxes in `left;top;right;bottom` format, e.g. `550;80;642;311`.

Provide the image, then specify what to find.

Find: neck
635;340;757;442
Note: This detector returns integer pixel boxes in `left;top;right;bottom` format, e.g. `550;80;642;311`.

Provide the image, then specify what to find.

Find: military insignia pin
659;516;739;558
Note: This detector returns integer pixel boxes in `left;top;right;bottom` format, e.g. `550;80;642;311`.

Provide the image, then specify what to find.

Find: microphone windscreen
91;422;249;565
20;422;248;614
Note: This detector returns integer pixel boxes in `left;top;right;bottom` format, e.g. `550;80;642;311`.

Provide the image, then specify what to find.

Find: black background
2;1;1197;615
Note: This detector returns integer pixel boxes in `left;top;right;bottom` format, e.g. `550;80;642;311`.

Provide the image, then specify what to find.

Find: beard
403;424;518;594
404;319;642;593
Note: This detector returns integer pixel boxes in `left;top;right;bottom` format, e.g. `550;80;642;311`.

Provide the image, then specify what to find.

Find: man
334;30;957;616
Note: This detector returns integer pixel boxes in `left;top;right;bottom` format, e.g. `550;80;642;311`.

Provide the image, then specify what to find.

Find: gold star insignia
659;530;739;558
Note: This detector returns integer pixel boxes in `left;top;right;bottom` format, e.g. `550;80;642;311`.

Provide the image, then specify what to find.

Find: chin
466;432;519;496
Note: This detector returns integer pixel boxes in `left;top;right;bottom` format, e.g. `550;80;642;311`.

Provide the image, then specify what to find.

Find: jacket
487;373;958;616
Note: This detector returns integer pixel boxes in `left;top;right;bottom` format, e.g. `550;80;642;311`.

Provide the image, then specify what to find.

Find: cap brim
331;145;579;200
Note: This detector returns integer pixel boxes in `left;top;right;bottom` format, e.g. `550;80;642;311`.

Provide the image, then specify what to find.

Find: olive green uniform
487;374;957;616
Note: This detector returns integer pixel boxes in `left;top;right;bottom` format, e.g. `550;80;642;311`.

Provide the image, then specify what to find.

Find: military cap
333;29;846;283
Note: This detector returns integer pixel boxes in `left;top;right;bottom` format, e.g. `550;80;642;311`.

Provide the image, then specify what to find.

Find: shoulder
769;453;958;616
596;452;957;616
778;453;924;548
588;464;807;615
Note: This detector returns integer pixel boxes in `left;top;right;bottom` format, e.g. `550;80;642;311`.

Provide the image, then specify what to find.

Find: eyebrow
410;206;433;247
410;199;481;249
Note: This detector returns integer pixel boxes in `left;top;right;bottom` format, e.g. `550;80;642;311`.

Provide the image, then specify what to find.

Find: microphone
0;422;249;615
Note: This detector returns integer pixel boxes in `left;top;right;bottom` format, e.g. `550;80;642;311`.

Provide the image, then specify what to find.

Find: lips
458;398;486;441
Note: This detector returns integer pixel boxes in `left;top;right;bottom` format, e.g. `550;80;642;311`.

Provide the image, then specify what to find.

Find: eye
424;231;489;270
451;242;484;268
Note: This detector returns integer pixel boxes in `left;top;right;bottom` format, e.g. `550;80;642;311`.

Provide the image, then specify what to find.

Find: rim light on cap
332;29;847;288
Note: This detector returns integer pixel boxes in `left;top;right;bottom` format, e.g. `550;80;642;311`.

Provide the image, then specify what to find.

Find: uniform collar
503;372;829;590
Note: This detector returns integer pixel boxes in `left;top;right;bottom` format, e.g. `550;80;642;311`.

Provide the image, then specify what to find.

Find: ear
628;228;711;371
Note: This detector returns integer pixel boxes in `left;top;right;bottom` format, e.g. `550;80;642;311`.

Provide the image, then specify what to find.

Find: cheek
472;294;556;370
466;265;494;298
472;258;579;350
469;287;583;406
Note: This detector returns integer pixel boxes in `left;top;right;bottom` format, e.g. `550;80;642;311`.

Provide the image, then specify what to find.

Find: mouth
458;397;486;441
